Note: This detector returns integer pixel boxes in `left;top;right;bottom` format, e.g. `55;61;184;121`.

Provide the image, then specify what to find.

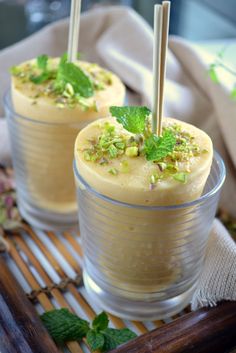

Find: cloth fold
192;219;236;310
0;6;235;310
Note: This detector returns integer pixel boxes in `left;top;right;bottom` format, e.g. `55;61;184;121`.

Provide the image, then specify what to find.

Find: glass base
19;200;78;231
83;271;196;321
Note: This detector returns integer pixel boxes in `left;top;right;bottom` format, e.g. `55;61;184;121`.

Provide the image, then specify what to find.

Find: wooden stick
158;1;171;136
152;4;162;134
68;0;81;62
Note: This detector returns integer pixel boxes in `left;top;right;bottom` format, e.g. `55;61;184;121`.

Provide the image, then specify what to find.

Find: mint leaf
87;330;105;351
59;52;68;67
102;328;137;352
55;56;94;98
144;130;176;161
92;312;109;331
37;54;48;70
41;308;89;343
110;106;151;134
30;54;55;84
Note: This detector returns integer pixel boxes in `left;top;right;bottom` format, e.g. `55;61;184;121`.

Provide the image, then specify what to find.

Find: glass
74;152;225;320
4;90;83;230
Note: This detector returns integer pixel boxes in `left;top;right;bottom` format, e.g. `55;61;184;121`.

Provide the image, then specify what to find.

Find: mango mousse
75;107;213;206
10;55;125;215
74;106;213;294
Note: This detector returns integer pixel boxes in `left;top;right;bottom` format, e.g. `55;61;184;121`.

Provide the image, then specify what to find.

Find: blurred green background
0;0;236;50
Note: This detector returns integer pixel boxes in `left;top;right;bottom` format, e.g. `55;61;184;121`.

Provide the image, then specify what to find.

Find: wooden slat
7;238;53;311
13;234;75;309
131;321;148;334
46;231;81;274
23;226;126;328
153;319;165;328
63;231;83;257
7;236;83;353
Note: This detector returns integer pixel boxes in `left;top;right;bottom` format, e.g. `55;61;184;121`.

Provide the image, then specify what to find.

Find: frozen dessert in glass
74;106;225;319
5;55;125;229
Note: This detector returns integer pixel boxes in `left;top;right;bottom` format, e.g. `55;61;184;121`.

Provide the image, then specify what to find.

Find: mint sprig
28;53;94;98
110;106;176;161
110;106;151;134
41;309;136;352
144;130;176;161
55;54;94;98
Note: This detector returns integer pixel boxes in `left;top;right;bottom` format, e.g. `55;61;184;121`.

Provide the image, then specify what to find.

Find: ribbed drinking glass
74;152;225;320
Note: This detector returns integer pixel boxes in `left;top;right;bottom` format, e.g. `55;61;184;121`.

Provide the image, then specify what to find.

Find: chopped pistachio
116;142;126;150
93;81;105;90
108;145;118;158
157;162;167;171
104;122;115;134
150;174;156;184
83;151;92;161
173;172;187;183
125;146;138;157
120;160;129;173
149;172;159;185
56;102;65;109
166;163;178;172
99;157;108;165
108;167;118;175
63;82;74;97
10;66;22;76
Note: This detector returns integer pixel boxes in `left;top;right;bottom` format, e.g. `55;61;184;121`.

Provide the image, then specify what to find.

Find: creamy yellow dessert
74;106;213;293
75;117;213;206
10;56;125;213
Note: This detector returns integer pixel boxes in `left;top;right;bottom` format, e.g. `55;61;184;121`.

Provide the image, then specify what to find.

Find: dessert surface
11;56;125;123
75;109;213;206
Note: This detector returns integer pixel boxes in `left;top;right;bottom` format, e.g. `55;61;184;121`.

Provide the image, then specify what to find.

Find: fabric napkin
0;6;235;310
191;219;236;310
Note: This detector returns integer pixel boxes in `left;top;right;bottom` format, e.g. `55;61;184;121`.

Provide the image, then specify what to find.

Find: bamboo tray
1;222;236;353
1;165;236;353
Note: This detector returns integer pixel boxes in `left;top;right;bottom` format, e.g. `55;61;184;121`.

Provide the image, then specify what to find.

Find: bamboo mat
3;223;190;353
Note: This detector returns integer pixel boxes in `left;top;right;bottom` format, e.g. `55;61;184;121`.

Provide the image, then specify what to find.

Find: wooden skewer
68;0;82;62
152;4;163;134
158;1;171;136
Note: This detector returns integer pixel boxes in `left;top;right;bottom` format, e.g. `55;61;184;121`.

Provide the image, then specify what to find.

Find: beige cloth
192;219;236;310
0;6;235;309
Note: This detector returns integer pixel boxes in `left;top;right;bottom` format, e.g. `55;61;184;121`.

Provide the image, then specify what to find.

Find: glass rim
73;151;226;211
3;88;88;126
